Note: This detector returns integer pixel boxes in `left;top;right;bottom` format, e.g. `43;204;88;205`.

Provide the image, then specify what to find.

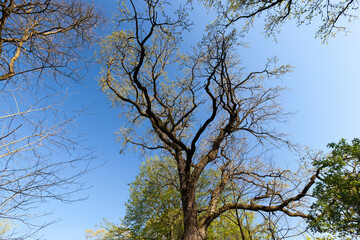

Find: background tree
0;0;100;82
98;0;322;239
119;157;183;239
87;157;271;240
202;0;360;41
0;219;12;236
0;0;101;236
85;227;107;240
309;138;360;238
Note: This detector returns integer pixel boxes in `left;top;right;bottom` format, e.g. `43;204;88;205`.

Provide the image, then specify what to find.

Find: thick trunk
183;217;201;240
182;203;209;240
182;197;201;239
182;185;204;240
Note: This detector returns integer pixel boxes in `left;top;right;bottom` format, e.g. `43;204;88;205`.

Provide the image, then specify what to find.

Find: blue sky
34;1;360;239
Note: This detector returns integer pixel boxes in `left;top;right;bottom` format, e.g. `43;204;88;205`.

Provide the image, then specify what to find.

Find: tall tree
0;0;101;236
98;1;321;239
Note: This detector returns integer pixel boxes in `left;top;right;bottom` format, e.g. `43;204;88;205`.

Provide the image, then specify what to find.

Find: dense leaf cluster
310;138;360;237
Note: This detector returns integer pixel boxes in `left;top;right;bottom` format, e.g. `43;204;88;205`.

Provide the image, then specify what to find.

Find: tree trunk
182;185;203;240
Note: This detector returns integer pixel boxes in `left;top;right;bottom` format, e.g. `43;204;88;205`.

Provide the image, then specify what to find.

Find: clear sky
34;1;360;239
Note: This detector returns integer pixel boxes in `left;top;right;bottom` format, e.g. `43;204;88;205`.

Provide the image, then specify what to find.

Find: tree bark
182;185;202;240
198;226;208;240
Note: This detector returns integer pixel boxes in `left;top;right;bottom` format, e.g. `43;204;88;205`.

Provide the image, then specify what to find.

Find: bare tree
98;0;321;239
202;0;360;41
0;0;101;237
0;91;92;226
0;0;100;82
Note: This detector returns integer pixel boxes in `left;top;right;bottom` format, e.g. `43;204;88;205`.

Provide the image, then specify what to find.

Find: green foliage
306;236;336;240
309;138;360;237
123;157;183;239
85;219;128;240
0;220;12;236
89;157;270;239
207;210;271;239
